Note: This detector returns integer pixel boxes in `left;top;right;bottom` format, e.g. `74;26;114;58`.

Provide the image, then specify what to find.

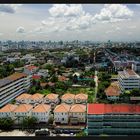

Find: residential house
105;82;120;101
15;93;31;104
54;103;71;124
28;93;44;105
13;104;33;123
44;93;59;106
61;93;75;104
0;104;17;119
32;104;51;123
75;93;88;104
69;104;86;124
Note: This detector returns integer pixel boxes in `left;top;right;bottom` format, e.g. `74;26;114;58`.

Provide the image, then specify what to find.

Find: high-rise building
0;73;31;107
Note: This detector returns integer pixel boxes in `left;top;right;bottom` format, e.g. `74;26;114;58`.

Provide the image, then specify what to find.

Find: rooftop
118;69;140;78
25;65;38;71
15;93;31;100
61;93;75;100
0;72;27;88
70;104;86;113
54;103;71;113
105;82;120;96
32;104;51;113
0;104;17;113
88;104;140;115
75;93;88;100
45;93;58;100
13;104;33;113
29;93;44;100
32;75;41;80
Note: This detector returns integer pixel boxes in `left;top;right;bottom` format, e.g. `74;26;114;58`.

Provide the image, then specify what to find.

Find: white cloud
41;20;47;26
105;30;114;34
128;25;136;29
116;27;121;31
0;32;3;36
0;4;22;13
16;26;25;33
94;4;133;22
49;4;85;18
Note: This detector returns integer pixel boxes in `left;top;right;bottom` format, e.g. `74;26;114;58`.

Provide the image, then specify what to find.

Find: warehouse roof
88;103;140;115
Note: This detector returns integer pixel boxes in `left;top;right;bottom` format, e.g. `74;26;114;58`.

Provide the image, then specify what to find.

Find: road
94;70;98;102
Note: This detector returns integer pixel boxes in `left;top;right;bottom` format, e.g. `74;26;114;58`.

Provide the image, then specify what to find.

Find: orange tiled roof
45;93;58;100
0;104;17;113
75;93;88;100
61;93;75;100
126;69;136;76
54;103;71;113
16;93;31;100
29;93;44;100
58;76;69;81
32;104;51;113
70;104;86;113
40;83;47;87
47;82;55;86
105;82;120;96
8;72;27;81
13;104;33;113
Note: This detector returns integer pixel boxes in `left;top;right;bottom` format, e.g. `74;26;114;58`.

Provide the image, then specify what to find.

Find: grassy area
111;74;118;78
37;89;51;95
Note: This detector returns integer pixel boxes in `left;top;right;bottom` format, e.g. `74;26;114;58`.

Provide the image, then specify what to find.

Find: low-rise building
13;104;33;123
87;103;140;136
75;93;88;104
54;103;71;124
44;93;59;104
69;104;86;124
0;104;17;119
105;82;120;100
24;65;38;75
15;93;31;104
32;104;51;123
61;93;75;104
28;93;44;104
132;62;140;72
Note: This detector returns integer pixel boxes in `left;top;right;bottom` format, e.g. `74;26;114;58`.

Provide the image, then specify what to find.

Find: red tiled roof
26;65;38;71
32;75;41;80
88;104;140;115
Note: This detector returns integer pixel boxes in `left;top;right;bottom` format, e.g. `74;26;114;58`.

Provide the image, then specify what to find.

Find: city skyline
0;4;140;41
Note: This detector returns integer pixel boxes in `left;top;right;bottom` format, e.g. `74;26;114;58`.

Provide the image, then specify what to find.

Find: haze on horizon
0;4;140;42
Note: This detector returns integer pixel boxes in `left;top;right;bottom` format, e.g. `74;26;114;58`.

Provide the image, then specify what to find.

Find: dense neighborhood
0;40;140;136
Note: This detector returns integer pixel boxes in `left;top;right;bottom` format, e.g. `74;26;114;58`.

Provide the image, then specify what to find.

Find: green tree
0;117;14;130
21;116;38;129
50;74;58;83
76;131;86;136
89;80;95;87
130;88;140;96
48;116;54;125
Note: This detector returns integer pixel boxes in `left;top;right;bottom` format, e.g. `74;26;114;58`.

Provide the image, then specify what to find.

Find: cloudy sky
0;4;140;41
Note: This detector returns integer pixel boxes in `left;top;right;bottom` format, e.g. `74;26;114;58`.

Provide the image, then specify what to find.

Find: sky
0;4;140;42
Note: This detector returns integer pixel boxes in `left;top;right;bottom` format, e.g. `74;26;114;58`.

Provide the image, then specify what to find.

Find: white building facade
118;69;140;93
0;73;31;107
